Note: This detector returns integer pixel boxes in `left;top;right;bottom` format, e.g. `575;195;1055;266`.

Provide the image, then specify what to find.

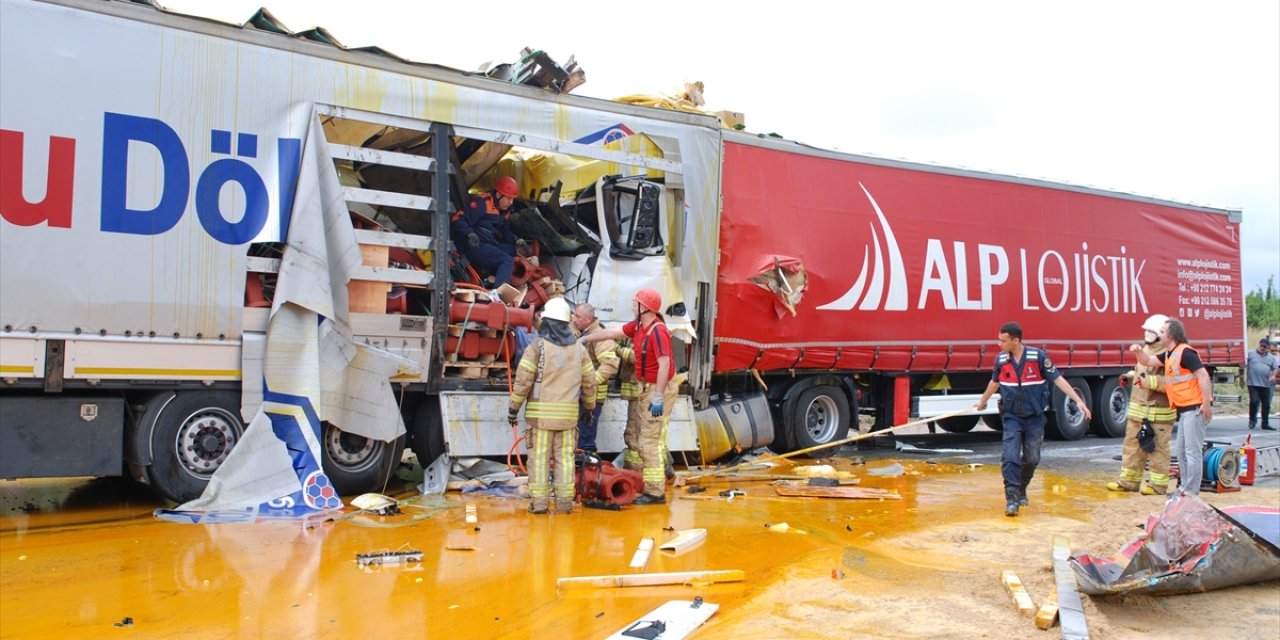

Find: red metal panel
714;141;1243;372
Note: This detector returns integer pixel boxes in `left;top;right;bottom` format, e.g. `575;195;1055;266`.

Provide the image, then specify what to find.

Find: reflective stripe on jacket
1126;344;1175;422
1162;344;1204;409
510;338;596;430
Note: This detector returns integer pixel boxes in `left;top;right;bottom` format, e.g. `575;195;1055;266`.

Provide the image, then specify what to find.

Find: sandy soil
697;479;1280;640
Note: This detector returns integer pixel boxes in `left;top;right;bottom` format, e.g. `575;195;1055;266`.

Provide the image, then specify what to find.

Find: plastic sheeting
1070;492;1280;596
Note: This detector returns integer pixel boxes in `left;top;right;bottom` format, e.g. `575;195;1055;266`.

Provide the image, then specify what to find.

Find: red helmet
495;176;519;199
634;288;662;314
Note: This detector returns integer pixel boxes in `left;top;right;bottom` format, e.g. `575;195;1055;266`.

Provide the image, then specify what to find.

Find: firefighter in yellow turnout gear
1109;314;1175;495
509;298;596;514
570;303;620;452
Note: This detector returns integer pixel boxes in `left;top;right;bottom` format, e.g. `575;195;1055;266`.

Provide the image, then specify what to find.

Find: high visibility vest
1162;344;1204;409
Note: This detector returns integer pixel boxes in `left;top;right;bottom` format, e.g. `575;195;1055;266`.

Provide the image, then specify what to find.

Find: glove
507;408;520;424
1137;420;1156;453
649;398;664;417
467;232;481;248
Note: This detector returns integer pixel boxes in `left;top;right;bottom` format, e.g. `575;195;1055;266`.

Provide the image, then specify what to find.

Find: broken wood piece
445;544;476;551
688;473;860;485
1052;538;1091;639
629;537;655;570
557;569;744;590
772;481;900;500
1034;585;1059;630
765;522;808;534
465;503;477;525
1001;570;1036;617
658;528;707;553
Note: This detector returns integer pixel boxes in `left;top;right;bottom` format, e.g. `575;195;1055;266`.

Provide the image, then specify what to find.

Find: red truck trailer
694;132;1244;455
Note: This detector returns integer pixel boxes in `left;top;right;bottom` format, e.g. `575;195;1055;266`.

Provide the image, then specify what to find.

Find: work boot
528;498;549;514
1004;489;1020;517
1263;425;1277;431
633;493;666;505
1140;485;1166;496
554;498;575;514
1107;481;1138;492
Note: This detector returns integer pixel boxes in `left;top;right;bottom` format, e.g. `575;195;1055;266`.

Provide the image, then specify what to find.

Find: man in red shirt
582;288;676;504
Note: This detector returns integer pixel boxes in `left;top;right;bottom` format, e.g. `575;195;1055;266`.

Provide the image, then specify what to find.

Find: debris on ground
1034;586;1059;630
658;529;707;554
866;463;906;477
772;481;900;500
558;570;743;590
1053;538;1090;639
605;598;719;640
1000;570;1036;617
630;538;655;570
895;442;975;455
764;522;808;534
356;548;424;568
1070;492;1280;596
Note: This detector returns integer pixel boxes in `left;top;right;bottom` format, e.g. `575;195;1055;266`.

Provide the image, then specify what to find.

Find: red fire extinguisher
1240;434;1256;486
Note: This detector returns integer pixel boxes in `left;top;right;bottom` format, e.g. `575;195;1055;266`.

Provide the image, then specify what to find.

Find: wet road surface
2;416;1276;639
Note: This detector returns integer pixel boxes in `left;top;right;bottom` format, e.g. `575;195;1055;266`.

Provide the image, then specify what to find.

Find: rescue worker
1108;314;1175;495
581;288;676;504
451;175;527;286
1131;318;1213;495
976;321;1092;517
509;297;596;514
570;303;620;452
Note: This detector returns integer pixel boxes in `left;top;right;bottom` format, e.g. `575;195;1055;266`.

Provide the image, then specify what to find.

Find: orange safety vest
1162;344;1204;409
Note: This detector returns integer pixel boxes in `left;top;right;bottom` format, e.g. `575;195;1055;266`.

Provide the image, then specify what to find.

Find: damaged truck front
0;0;721;501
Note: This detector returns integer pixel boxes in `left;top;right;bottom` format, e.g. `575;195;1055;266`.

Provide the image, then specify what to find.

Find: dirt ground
697;473;1280;640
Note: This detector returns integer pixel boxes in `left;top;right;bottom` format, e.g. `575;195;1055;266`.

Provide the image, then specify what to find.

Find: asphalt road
856;413;1280;488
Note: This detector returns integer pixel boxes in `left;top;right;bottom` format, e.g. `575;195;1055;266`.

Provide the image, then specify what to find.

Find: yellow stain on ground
0;459;1094;639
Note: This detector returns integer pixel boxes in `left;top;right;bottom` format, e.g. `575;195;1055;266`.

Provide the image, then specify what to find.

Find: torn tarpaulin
748;255;807;318
1069;492;1280;596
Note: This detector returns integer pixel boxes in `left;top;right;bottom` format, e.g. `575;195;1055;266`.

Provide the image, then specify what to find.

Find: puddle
0;459;1110;638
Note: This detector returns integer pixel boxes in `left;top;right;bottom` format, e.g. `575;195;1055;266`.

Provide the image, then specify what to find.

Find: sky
163;0;1280;295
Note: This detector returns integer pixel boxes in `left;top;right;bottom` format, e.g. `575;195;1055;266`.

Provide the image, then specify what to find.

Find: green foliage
1245;275;1280;329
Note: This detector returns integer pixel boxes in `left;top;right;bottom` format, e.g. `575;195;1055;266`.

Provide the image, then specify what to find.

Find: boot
634;493;666;505
528;498;549;514
554;498;575;514
1004;488;1020;517
1107;481;1138;492
1140;484;1166;496
1017;487;1029;508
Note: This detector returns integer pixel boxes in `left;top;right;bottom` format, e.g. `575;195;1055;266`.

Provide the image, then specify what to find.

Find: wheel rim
804;395;840;443
1065;391;1087;427
324;426;380;472
176;408;241;478
1107;387;1127;425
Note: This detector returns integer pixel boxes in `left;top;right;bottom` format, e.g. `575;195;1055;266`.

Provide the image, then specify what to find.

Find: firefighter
1131;318;1214;495
582;288;677;504
451;175;527;286
1108;314;1175;495
570;303;620;452
509;297;596;514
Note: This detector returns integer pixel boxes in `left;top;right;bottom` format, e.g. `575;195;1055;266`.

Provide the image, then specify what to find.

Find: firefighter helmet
495;176;519;199
1141;314;1169;334
542;297;572;323
634;288;662;314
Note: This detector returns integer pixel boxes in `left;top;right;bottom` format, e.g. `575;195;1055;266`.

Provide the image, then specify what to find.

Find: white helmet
1141;314;1169;334
542;297;572;323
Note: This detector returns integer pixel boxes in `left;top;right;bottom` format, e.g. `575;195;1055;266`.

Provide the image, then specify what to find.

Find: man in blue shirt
976;322;1092;517
1246;337;1278;430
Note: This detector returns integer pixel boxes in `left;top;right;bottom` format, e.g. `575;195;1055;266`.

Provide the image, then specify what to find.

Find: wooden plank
329;143;436;172
629;537;654;570
557;569;743;590
1001;570;1036;617
1053;538;1090;640
343;186;434;211
1035;585;1060;630
772;481;900;500
464;502;477;525
686;473;860;485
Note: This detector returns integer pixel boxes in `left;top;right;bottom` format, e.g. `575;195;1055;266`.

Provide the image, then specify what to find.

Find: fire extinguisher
1240;434;1256;486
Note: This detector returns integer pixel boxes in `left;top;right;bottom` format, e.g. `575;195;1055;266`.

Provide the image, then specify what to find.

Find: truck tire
1089;377;1128;438
321;423;405;496
784;385;851;457
934;415;980;433
408;397;446;464
145;391;246;504
1047;378;1092;441
982;414;1004;432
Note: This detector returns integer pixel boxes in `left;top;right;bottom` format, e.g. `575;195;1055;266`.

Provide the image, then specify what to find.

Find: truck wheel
146;391;246;504
321;423;405;496
408;397;446;463
785;385;851;457
934;415;980;433
1089;377;1128;438
1047;378;1092;441
982;414;1004;431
